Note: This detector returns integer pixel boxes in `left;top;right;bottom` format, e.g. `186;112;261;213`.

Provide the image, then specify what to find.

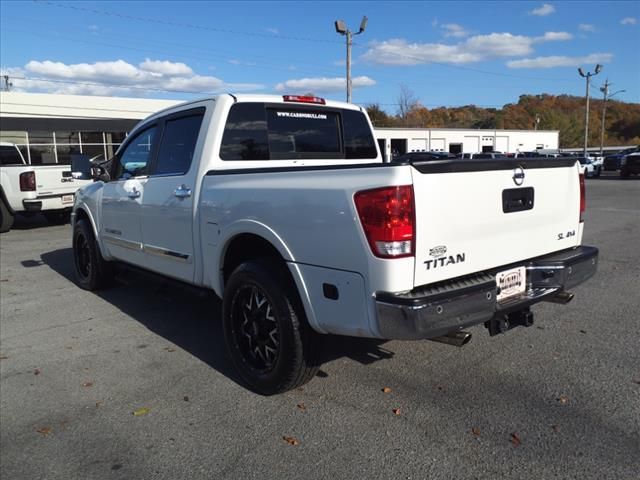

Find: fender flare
215;220;324;334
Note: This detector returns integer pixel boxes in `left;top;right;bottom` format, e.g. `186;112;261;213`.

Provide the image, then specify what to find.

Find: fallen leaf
510;432;521;447
164;347;176;352
183;396;189;402
471;427;481;437
579;329;587;334
551;425;559;432
65;346;73;350
436;386;444;391
82;382;93;388
382;387;392;394
95;402;102;408
132;407;150;416
0;279;8;282
557;395;569;405
37;427;52;436
34;369;41;376
392;408;401;416
296;403;306;411
283;436;299;446
0;355;8;360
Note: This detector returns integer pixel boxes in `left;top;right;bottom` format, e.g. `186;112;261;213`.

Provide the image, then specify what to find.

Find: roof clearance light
283;95;326;105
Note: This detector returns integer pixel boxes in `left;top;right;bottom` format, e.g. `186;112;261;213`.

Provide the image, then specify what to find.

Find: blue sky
1;1;639;113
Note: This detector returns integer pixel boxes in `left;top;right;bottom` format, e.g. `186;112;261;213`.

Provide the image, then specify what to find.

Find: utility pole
2;75;11;92
599;79;625;156
578;64;602;158
334;16;367;103
534;114;540;131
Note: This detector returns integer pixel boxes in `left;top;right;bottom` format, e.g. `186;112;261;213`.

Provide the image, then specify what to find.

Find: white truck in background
0;142;92;232
70;94;599;395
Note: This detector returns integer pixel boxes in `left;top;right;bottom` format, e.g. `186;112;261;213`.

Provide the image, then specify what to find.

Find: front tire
0;199;14;233
222;259;320;395
73;219;113;290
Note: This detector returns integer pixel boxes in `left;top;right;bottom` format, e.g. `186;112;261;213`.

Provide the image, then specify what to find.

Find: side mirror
71;154;110;182
71;154;92;180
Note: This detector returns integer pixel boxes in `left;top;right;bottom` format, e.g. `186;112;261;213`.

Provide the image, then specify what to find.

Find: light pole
599;79;625;156
334;16;367;103
578;64;602;158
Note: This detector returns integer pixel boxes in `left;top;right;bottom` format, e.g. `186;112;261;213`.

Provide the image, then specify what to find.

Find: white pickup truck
0;142;92;232
70;94;598;394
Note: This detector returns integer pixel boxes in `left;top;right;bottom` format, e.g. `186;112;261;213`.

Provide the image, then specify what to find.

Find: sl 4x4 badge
425;245;466;270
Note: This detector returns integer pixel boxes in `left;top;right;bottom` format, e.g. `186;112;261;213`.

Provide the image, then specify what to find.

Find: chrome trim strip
143;244;191;263
103;235;142;251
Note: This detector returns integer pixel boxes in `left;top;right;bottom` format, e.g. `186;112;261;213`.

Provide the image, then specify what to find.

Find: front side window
154;113;204;175
114;126;157;179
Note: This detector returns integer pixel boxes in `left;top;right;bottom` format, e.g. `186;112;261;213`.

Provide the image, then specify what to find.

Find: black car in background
603;147;639;171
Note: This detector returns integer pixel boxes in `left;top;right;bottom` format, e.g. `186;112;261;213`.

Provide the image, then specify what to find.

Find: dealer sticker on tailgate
496;266;526;301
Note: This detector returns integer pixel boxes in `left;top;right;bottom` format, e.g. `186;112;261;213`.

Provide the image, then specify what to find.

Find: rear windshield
220;102;377;160
0;145;25;165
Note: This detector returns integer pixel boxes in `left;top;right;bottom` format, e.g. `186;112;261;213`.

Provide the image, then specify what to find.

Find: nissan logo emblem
513;166;525;186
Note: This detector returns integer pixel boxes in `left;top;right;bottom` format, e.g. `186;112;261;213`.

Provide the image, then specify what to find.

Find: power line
35;0;343;44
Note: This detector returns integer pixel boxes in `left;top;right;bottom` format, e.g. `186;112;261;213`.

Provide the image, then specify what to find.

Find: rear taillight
579;172;585;222
354;185;415;258
20;171;36;191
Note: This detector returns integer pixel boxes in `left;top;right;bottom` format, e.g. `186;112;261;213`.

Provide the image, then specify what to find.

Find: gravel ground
1;175;639;480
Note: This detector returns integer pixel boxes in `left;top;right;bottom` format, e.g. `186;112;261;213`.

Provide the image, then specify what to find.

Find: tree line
366;90;640;148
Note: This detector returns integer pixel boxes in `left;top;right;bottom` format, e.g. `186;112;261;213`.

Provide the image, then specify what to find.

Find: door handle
128;187;141;199
174;184;192;199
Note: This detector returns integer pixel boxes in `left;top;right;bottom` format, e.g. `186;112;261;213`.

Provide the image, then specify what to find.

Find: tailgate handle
502;187;534;213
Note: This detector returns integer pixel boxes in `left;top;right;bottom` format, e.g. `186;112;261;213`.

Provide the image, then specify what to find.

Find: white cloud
266;27;279;34
139;59;193;76
3;59;263;96
535;31;573;42
442;23;469;38
529;4;556;16
578;24;597;32
507;53;613;69
620;17;637;25
362;31;571;66
275;76;376;93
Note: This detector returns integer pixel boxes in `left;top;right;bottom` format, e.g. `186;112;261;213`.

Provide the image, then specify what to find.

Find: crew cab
620;151;640;178
70;94;598;395
0;142;92;232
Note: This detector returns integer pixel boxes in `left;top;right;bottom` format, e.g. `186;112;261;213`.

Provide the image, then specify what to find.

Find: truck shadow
39;248;394;389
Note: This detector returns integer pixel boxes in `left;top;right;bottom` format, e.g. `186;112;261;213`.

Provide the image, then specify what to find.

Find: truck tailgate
32;166;84;196
411;158;582;287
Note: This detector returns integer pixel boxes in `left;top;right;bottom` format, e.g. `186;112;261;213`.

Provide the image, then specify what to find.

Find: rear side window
0;145;24;165
220;103;377;160
155;113;204;175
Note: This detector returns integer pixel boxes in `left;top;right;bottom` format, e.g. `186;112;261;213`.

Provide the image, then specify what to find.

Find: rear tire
72;219;113;290
222;259;320;395
0;200;14;233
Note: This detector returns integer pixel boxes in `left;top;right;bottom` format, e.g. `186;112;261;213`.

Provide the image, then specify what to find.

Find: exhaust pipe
545;291;575;305
429;331;472;347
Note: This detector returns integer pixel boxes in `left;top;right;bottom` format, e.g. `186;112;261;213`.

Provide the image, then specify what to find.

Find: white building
0;91;178;164
1;91;559;165
374;127;559;161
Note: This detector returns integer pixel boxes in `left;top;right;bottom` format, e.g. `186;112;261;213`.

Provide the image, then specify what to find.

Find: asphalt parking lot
1;174;639;480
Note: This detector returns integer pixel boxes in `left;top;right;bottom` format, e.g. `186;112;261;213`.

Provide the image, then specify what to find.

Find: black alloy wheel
222;259;320;395
231;285;280;372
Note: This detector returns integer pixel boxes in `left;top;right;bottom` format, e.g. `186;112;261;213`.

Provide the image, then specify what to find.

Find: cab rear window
220;103;377;160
